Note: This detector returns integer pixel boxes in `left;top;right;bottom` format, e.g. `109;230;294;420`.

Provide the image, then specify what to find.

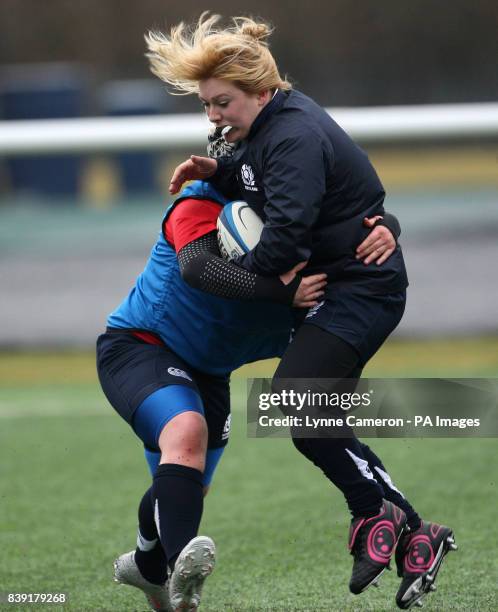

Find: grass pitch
1;339;498;611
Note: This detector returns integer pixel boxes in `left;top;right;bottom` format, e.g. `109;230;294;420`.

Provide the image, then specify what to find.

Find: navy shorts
302;290;406;367
96;330;231;450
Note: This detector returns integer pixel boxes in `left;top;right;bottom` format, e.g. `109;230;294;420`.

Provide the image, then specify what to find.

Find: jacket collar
247;89;287;140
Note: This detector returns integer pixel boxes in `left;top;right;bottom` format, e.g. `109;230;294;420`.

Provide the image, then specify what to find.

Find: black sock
152;463;204;571
134;487;168;585
359;442;422;530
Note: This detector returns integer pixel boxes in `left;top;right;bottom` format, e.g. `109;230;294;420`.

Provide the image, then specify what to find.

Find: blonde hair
145;12;291;95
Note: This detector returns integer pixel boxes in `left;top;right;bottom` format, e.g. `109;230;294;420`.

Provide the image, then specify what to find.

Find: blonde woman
145;13;456;609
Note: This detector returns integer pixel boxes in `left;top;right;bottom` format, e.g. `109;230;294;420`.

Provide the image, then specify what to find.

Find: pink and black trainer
395;520;457;609
349;500;407;594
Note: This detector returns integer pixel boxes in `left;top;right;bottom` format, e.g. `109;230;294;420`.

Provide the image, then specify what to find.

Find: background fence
1;94;497;347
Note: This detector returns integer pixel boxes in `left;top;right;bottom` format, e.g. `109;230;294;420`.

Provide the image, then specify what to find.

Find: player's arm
169;155;241;201
178;232;326;306
167;199;326;307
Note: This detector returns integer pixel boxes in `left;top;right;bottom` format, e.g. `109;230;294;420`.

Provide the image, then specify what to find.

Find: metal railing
1;102;497;156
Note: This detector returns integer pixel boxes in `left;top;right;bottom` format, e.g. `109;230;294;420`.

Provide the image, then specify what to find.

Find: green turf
1;344;498;611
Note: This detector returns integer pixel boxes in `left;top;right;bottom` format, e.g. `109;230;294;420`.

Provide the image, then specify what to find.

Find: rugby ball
217;201;263;261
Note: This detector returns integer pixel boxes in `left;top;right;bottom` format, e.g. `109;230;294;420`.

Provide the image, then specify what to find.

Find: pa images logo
241;164;258;191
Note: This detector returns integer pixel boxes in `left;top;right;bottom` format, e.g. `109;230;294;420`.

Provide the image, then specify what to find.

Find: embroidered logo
305;300;325;319
167;367;192;382
222;414;231;440
241;164;258;191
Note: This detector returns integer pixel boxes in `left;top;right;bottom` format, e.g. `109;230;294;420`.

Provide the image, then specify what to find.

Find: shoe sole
356;565;389;593
169;536;215;611
398;532;457;609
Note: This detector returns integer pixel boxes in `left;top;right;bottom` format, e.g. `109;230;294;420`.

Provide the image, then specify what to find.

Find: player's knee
158;411;208;470
166;411;208;449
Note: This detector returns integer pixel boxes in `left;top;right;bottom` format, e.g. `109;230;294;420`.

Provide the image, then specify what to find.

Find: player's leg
134;486;168;586
130;445;224;612
357;442;421;531
354;448;458;608
115;385;214;612
169;372;230;610
358;444;458;607
163;372;230;612
112;385;207;612
274;324;387;519
97;332;212;611
132;452;217;588
144;390;208;571
274;293;409;594
394;519;457;609
353;443;458;606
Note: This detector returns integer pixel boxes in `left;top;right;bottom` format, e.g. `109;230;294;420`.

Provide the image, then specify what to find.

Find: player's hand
280;262;327;308
169;156;218;194
356;216;396;266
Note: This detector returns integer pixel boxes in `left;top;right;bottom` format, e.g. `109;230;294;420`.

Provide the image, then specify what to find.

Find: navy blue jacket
210;89;408;295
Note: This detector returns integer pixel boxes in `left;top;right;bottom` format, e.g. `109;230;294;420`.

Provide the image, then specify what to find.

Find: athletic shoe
395;521;457;609
349;500;407;594
114;550;172;612
168;536;216;612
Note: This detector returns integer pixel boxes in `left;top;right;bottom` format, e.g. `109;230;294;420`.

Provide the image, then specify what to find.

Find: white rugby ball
217;201;263;261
